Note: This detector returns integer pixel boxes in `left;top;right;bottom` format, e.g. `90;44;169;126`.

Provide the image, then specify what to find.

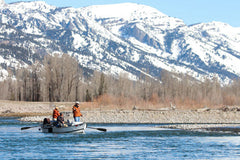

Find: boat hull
41;122;86;133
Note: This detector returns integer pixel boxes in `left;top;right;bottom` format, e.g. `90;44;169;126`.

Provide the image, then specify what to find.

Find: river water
1;117;240;159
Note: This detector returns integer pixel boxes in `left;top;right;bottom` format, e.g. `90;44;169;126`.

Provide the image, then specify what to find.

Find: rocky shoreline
19;109;240;124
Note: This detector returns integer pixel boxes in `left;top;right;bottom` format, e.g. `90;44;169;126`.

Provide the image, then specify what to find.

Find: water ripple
0;119;240;159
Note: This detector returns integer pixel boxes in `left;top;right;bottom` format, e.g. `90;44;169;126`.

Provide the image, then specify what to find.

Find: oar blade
96;128;107;132
88;127;107;132
21;126;39;130
21;127;32;130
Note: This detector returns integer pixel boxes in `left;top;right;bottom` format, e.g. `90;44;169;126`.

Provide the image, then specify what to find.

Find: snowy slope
0;1;240;84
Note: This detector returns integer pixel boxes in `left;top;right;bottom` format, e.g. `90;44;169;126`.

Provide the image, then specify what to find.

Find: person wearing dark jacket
57;113;67;127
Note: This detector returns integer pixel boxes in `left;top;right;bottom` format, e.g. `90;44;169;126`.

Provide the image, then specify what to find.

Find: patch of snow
72;33;88;49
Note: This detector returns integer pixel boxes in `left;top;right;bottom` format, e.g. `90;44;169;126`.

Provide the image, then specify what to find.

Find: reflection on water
0;118;240;159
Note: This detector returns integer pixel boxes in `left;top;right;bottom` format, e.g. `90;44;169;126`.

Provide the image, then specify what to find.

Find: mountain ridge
0;1;240;84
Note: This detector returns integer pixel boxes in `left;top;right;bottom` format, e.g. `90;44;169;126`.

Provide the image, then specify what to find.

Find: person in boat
53;106;60;121
57;113;67;127
72;101;82;122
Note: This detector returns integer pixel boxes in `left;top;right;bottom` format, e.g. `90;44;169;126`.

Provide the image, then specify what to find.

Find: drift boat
21;118;106;133
40;121;87;133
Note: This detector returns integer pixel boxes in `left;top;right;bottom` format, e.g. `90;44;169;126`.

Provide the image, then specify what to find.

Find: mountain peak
7;1;55;13
83;3;167;20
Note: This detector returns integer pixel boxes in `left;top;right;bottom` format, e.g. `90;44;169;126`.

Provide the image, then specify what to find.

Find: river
0;117;240;159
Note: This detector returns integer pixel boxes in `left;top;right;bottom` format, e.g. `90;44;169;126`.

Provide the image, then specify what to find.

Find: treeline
1;54;240;109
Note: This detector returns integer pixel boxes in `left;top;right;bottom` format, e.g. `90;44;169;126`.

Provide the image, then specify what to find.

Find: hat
75;101;80;104
55;107;59;110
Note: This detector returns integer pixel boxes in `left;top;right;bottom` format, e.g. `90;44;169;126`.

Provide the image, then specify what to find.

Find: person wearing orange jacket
72;101;82;122
53;107;60;121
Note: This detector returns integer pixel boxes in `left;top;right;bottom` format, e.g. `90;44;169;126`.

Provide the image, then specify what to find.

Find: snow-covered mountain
0;1;240;84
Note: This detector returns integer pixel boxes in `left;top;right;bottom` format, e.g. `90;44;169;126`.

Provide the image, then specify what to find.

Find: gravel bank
1;101;240;129
19;109;240;124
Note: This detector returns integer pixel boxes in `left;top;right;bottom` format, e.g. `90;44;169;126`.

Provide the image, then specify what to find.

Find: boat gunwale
41;122;86;133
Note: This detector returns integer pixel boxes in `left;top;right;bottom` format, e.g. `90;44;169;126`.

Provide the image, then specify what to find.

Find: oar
87;127;107;132
21;126;39;130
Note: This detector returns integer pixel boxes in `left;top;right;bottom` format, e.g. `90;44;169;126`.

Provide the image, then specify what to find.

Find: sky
4;0;240;27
